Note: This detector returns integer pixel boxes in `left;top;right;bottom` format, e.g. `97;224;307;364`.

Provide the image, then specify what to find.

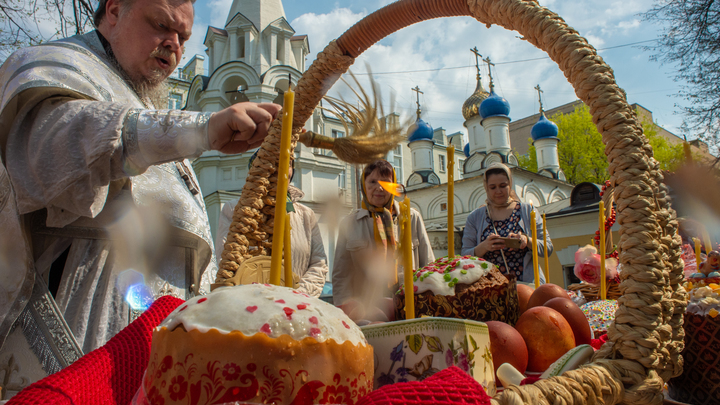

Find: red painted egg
527;283;570;309
544;297;593;346
516;284;535;315
486;321;529;378
515;307;576;372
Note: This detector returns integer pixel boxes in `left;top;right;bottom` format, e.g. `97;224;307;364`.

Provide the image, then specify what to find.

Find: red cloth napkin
8;295;184;405
356;366;491;405
590;333;609;350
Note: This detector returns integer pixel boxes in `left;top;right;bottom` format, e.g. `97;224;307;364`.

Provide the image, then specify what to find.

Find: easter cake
394;255;519;325
667;283;720;405
137;284;373;405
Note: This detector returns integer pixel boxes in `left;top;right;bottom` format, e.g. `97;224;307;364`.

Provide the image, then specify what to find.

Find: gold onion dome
462;76;490;120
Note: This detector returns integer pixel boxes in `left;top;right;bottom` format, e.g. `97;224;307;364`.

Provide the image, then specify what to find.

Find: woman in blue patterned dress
460;162;552;284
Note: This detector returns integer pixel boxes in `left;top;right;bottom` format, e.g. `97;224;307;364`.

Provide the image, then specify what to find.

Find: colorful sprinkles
580;300;617;336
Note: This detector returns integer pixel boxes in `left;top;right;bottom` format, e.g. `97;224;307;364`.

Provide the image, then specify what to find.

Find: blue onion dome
407;118;434;142
479;91;510;120
531;112;559;141
463;143;470;157
462;79;490;120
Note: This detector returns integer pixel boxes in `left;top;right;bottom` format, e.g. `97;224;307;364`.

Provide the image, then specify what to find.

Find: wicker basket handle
218;3;686;403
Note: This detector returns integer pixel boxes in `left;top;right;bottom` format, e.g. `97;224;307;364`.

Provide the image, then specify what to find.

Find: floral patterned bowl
361;317;495;395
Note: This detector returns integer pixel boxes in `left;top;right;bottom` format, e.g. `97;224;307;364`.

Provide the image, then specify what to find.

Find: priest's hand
208;102;282;154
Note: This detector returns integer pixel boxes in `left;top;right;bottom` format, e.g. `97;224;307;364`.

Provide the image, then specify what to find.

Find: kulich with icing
140;284;373;405
668;280;720;404
395;255;519;325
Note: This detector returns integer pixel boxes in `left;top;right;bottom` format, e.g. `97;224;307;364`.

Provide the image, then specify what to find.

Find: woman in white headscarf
461;162;551;284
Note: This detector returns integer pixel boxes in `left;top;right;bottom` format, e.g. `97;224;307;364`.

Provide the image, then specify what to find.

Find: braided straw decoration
218;0;687;403
216;41;354;285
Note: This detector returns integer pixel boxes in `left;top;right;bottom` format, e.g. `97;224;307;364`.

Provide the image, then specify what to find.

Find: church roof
208;26;228;37
463;143;470;157
531;112;559;141
462;77;490;120
480;91;510;120
226;0;286;32
407;118;434;142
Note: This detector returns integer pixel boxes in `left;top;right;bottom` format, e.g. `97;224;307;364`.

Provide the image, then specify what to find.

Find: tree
639;114;685;172
0;0;95;59
643;0;720;145
517;104;685;183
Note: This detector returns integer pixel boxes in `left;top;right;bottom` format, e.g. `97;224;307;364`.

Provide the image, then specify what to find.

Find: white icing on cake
686;285;720;317
159;284;367;346
408;255;495;296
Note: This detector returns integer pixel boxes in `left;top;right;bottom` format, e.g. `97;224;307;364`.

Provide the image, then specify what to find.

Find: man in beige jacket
332;160;434;309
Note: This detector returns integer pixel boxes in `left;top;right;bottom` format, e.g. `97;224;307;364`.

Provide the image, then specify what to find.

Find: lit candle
284;215;293;287
703;229;713;254
269;86;295;286
599;201;606;300
402;196;415;319
694;237;702;269
542;213;549;284
530;210;540;288
447;145;455;258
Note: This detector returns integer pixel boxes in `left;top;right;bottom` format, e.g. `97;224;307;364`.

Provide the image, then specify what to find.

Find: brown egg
516;284;535;315
527;283;570;309
543;297;593;346
515;307;576;372
486;321;529;377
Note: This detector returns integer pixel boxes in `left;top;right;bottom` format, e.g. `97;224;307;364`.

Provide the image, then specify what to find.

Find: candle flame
378;181;405;197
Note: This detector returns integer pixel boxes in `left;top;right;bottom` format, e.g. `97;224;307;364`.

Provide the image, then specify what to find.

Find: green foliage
552;104;609;184
639;112;685;172
516;146;537;172
516;104;685;184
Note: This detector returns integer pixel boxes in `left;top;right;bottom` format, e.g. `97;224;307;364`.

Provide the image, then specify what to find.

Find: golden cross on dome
411;85;423;120
535;84;545;113
470;47;483;80
482;56;495;93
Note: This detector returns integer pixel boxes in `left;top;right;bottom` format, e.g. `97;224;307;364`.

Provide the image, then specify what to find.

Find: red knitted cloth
356;366;491;405
8;295;184;405
590;333;609;350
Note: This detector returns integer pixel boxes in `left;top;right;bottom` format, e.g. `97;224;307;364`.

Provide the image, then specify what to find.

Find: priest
0;0;280;391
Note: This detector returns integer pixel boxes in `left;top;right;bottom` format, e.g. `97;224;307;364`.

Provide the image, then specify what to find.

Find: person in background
332;159;434;314
215;154;328;297
461;162;551;284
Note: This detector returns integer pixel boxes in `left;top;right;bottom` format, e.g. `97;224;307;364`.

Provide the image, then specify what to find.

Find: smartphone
497;237;522;249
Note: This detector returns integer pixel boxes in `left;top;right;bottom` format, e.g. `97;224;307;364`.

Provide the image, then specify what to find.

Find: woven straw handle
218;2;686;403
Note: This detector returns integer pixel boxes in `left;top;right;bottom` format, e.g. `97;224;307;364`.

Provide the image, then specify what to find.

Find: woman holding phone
461;162;552;284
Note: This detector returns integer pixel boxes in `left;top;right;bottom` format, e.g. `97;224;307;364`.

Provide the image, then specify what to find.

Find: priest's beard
107;49;175;109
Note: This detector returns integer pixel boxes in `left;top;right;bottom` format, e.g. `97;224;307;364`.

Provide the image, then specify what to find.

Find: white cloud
291;8;366;57
617;19;641;31
180;22;209;67
207;0;233;28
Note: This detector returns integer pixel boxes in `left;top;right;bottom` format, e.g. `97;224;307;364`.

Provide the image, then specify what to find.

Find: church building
179;0;618;288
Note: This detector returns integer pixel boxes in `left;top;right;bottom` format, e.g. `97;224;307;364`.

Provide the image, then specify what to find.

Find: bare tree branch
0;0;96;59
644;0;720;147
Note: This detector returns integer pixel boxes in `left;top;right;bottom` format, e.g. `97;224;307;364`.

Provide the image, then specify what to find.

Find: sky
181;0;691;144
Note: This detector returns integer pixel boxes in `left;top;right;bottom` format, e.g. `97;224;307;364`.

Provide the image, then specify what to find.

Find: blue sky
183;0;690;142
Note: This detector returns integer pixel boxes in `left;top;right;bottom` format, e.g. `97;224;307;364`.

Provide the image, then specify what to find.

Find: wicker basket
217;0;687;403
569;280;623;302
